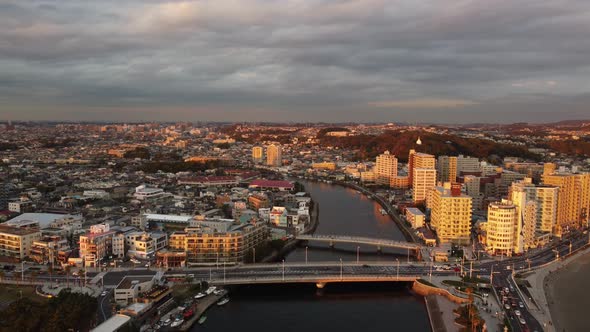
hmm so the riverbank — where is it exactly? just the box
[332,180,419,243]
[541,245,590,332]
[260,199,319,263]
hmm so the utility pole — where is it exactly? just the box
[305,246,308,264]
[396,258,399,280]
[340,258,343,281]
[429,258,433,283]
[407,248,410,264]
[357,246,360,264]
[282,259,285,282]
[469,261,473,279]
[223,261,226,284]
[253,248,256,264]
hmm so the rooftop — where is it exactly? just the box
[0,225,40,236]
[91,314,131,332]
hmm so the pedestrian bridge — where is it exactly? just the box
[295,234,421,251]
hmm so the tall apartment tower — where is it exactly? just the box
[414,168,437,204]
[543,172,590,233]
[266,144,282,167]
[408,150,435,187]
[510,178,558,234]
[375,151,398,186]
[252,146,264,164]
[430,182,472,244]
[437,156,457,183]
[486,200,519,256]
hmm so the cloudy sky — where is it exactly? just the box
[1,0,590,123]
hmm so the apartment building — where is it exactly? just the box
[413,168,436,204]
[374,151,397,186]
[266,144,282,167]
[169,220,268,264]
[0,225,41,261]
[543,171,590,233]
[437,156,457,183]
[485,200,518,256]
[430,183,472,245]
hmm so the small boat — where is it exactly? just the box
[217,298,230,306]
[194,292,206,299]
[205,286,216,295]
[198,316,207,324]
[170,319,184,328]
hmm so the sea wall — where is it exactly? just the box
[412,280,469,304]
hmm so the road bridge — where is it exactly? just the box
[295,234,421,258]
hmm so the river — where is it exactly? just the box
[194,180,431,332]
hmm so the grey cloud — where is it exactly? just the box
[1,0,590,123]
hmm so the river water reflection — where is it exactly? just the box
[196,180,430,332]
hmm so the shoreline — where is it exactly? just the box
[542,245,590,332]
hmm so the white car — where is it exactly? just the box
[519,317,526,325]
[514,310,521,316]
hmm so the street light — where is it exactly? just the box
[396,258,399,280]
[356,246,360,263]
[282,259,285,281]
[407,248,410,264]
[223,261,226,284]
[340,258,343,281]
[253,248,256,264]
[305,246,308,264]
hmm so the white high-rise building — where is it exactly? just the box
[486,199,518,256]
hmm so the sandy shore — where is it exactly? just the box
[544,249,590,332]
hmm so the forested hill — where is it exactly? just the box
[319,130,540,162]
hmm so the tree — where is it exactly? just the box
[64,265,71,289]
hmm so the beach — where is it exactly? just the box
[544,249,590,332]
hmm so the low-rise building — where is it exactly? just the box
[0,225,42,261]
[405,208,425,229]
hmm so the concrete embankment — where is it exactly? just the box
[178,293,224,331]
[414,280,465,332]
[412,280,469,304]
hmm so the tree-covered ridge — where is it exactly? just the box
[0,290,98,332]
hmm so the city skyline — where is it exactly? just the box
[2,1,590,123]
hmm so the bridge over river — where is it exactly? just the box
[295,234,422,258]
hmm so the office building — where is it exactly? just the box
[437,156,457,183]
[486,200,518,256]
[266,144,282,167]
[374,151,398,186]
[252,146,264,164]
[430,183,472,245]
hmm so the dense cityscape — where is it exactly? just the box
[0,120,588,331]
[3,1,590,331]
